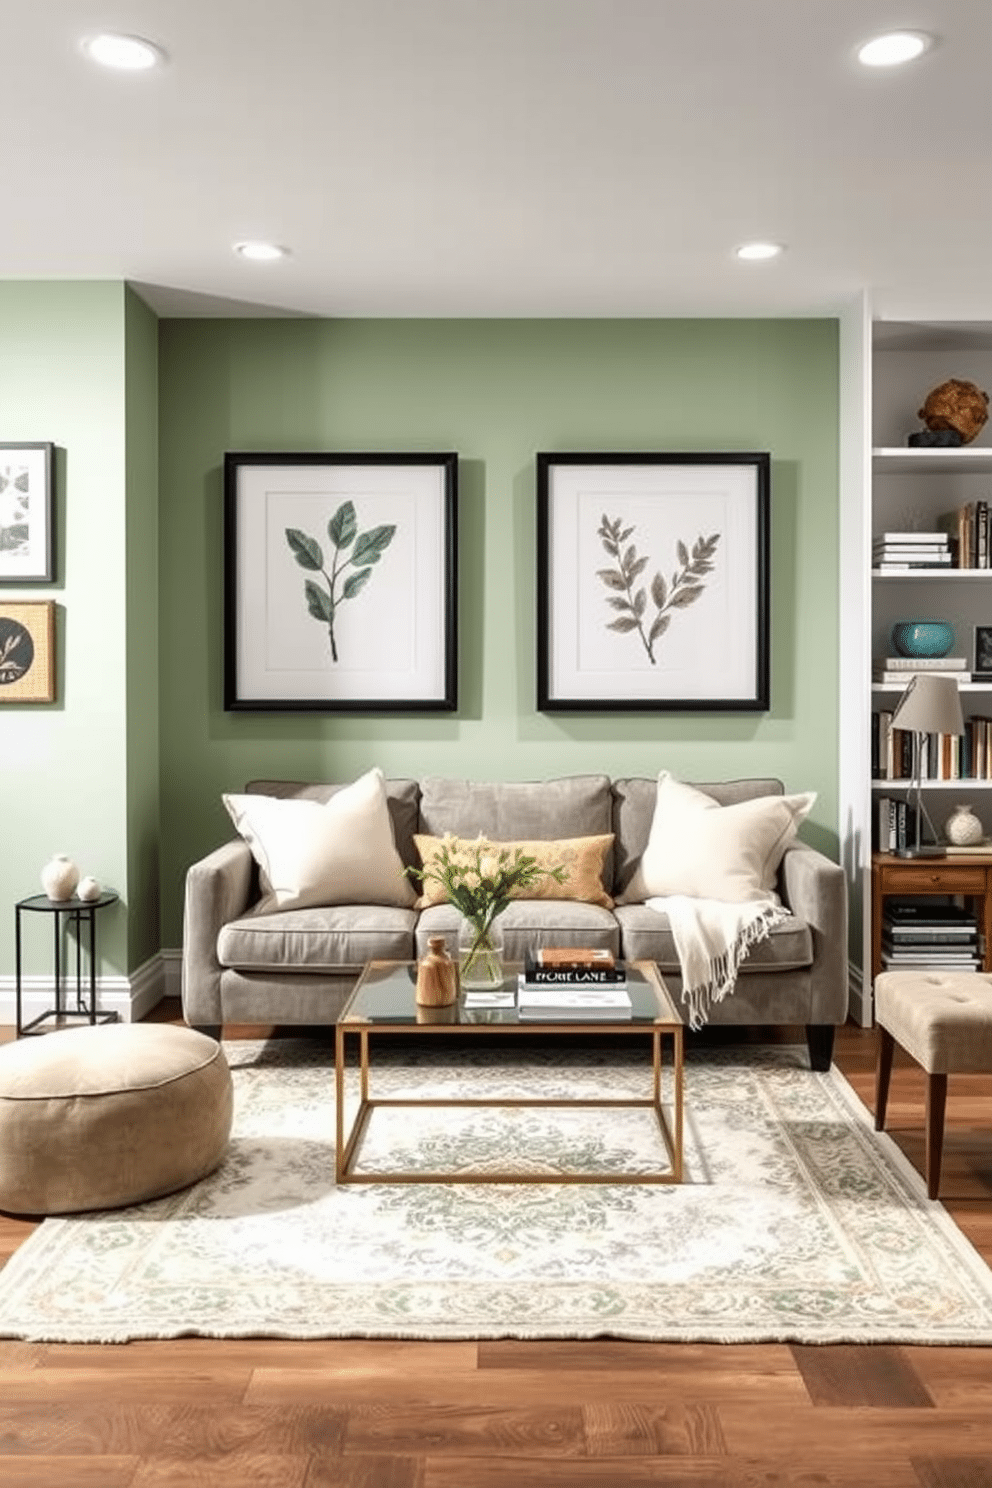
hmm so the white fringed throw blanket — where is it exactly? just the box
[646,894,788,1029]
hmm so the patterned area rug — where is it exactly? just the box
[1,1039,992,1344]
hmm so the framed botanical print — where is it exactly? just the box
[0,443,55,582]
[225,452,458,712]
[537,452,770,711]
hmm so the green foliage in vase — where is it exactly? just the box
[285,500,396,662]
[596,514,720,665]
[406,837,567,980]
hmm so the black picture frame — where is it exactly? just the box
[975,625,992,674]
[224,451,458,712]
[537,451,770,712]
[0,443,55,583]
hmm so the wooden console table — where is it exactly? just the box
[871,852,992,980]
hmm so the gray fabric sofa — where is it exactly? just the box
[182,773,848,1068]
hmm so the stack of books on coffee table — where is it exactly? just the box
[517,948,632,1020]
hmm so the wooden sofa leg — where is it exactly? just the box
[806,1024,834,1072]
[190,1024,222,1042]
[926,1072,948,1201]
[875,1027,894,1131]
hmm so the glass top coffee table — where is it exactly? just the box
[335,959,684,1186]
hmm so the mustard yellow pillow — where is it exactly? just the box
[412,834,614,909]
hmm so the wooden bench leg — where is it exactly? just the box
[875,1026,894,1131]
[926,1072,948,1201]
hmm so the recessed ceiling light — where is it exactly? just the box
[857,31,932,67]
[81,33,164,70]
[233,241,289,262]
[735,242,784,262]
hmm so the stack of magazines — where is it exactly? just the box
[517,948,632,1021]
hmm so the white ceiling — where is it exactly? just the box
[5,1,991,320]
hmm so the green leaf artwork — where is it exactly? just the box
[596,514,720,665]
[286,500,396,662]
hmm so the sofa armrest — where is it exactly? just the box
[779,842,849,1024]
[182,839,255,1028]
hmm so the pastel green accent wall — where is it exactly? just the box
[158,318,839,947]
[124,287,161,966]
[0,283,129,976]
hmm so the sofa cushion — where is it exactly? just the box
[247,776,421,872]
[411,833,614,909]
[612,776,787,898]
[218,905,417,971]
[419,776,614,884]
[614,903,813,973]
[416,901,619,962]
[224,767,415,913]
[618,773,815,904]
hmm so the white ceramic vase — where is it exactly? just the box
[40,854,80,902]
[945,804,984,846]
[77,876,102,902]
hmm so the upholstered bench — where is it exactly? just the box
[874,970,992,1200]
[0,1023,233,1215]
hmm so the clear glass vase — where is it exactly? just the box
[457,918,505,989]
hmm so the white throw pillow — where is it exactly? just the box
[223,767,415,912]
[625,771,816,904]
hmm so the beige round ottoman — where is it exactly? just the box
[0,1023,233,1215]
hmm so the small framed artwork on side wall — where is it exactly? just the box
[0,601,55,702]
[0,443,55,583]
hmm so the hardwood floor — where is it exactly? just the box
[1,1010,991,1488]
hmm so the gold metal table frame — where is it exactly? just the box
[334,960,684,1186]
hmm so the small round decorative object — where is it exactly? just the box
[891,620,955,658]
[76,875,102,902]
[918,379,989,445]
[945,804,984,847]
[40,854,80,902]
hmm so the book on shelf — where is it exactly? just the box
[874,656,968,671]
[875,532,951,544]
[942,840,992,854]
[882,954,981,970]
[873,671,970,685]
[885,901,976,924]
[874,561,953,570]
[883,922,977,942]
[938,501,992,568]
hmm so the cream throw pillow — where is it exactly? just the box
[223,767,415,912]
[624,772,816,904]
[412,834,614,909]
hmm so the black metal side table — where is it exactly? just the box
[14,891,121,1037]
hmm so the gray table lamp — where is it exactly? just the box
[890,672,965,858]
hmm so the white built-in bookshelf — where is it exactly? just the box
[839,306,992,1024]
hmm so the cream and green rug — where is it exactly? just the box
[1,1039,992,1344]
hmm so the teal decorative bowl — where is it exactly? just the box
[891,620,955,658]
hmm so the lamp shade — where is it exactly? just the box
[890,673,964,736]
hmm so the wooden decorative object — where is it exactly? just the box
[415,936,458,1006]
[918,379,990,444]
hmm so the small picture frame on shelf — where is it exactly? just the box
[975,625,992,676]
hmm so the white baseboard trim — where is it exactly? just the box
[0,951,175,1028]
[848,961,871,1028]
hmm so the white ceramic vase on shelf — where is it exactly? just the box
[40,854,80,902]
[944,804,984,847]
[77,876,102,902]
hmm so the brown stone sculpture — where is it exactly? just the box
[918,378,990,444]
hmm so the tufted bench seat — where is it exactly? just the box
[0,1023,233,1215]
[874,970,992,1199]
